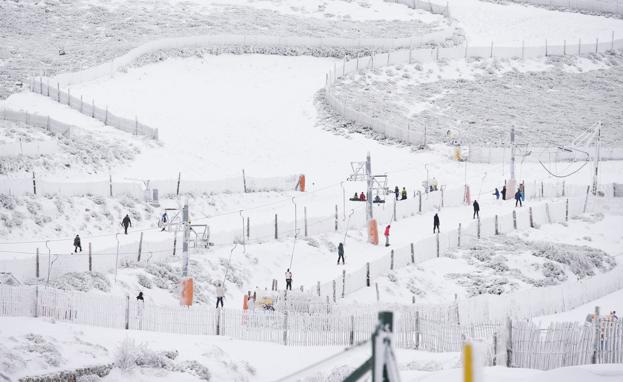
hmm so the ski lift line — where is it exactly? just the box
[274,339,371,382]
[538,159,590,178]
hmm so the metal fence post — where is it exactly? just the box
[477,216,481,239]
[137,232,143,262]
[274,214,278,239]
[350,315,355,345]
[390,250,394,270]
[332,280,337,302]
[317,281,321,296]
[418,191,422,213]
[436,232,440,257]
[457,223,461,247]
[529,207,534,228]
[335,205,339,231]
[304,207,308,237]
[283,311,289,345]
[342,270,346,298]
[88,242,92,271]
[124,296,130,330]
[415,311,420,350]
[565,199,569,222]
[36,248,40,278]
[366,262,371,287]
[512,210,517,230]
[410,243,415,263]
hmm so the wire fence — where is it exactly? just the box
[467,145,623,163]
[1,284,622,370]
[312,191,602,309]
[325,31,623,146]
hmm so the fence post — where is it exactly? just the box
[495,215,499,235]
[137,232,143,262]
[242,169,247,193]
[91,99,95,118]
[529,207,534,228]
[36,248,40,278]
[592,306,601,364]
[124,296,130,330]
[375,282,380,302]
[477,216,481,239]
[176,172,181,196]
[418,191,422,213]
[436,232,440,257]
[216,310,221,335]
[172,229,178,256]
[493,332,498,366]
[246,217,250,240]
[80,95,83,113]
[457,223,461,247]
[390,250,395,270]
[545,203,552,223]
[506,317,513,367]
[335,204,339,231]
[595,38,599,53]
[32,171,37,195]
[415,311,420,350]
[512,210,517,230]
[109,174,113,197]
[332,280,336,302]
[366,262,370,287]
[410,243,415,263]
[57,82,60,102]
[565,199,569,222]
[562,180,566,197]
[304,207,308,237]
[274,214,278,239]
[342,270,346,298]
[541,181,544,198]
[34,285,39,318]
[317,281,321,296]
[349,315,355,345]
[583,185,590,213]
[393,199,397,222]
[283,311,289,345]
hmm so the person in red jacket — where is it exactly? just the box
[359,192,366,201]
[384,224,391,247]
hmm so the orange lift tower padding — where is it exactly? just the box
[368,218,379,245]
[180,277,193,306]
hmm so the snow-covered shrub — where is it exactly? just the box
[177,360,211,381]
[304,237,320,248]
[387,271,398,283]
[77,375,102,382]
[0,194,16,210]
[542,262,567,283]
[48,272,111,292]
[137,274,152,289]
[115,339,140,371]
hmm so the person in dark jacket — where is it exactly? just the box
[401,187,407,200]
[473,200,480,219]
[501,185,507,200]
[433,213,440,233]
[515,189,523,207]
[122,214,132,234]
[136,291,144,301]
[73,234,82,253]
[493,188,500,200]
[384,225,391,247]
[337,242,345,265]
[394,186,400,200]
[285,269,293,290]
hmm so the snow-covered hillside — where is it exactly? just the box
[1,0,623,380]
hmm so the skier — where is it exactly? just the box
[473,200,480,219]
[373,194,383,204]
[359,192,366,201]
[433,213,440,233]
[401,187,407,200]
[136,291,144,301]
[337,242,345,265]
[501,185,507,200]
[121,214,132,234]
[515,189,523,207]
[493,188,500,200]
[519,182,525,202]
[394,186,399,200]
[161,212,168,232]
[285,269,293,290]
[384,225,391,247]
[216,282,224,308]
[73,234,82,253]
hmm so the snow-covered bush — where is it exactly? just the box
[47,272,111,292]
[137,274,153,289]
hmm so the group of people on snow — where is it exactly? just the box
[72,214,132,253]
[493,182,525,207]
[394,186,408,200]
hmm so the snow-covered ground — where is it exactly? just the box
[2,0,623,379]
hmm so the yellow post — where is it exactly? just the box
[463,342,473,382]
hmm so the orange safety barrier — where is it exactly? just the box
[180,277,193,306]
[243,294,249,311]
[368,218,379,245]
[297,174,306,192]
